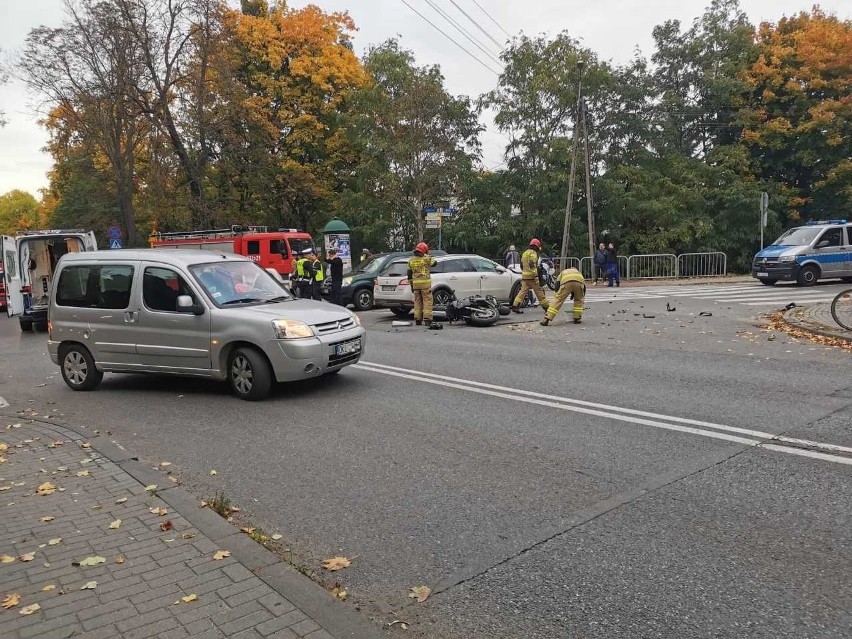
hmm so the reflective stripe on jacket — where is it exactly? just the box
[521,249,539,279]
[295,258,306,278]
[311,259,325,282]
[408,255,436,288]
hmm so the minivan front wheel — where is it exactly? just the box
[59,344,103,392]
[228,347,272,401]
[796,265,819,287]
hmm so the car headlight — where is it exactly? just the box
[351,313,361,327]
[272,319,315,339]
[342,276,353,286]
[778,255,795,262]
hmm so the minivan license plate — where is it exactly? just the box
[335,339,361,356]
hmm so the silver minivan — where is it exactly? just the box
[47,249,365,400]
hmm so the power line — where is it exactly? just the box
[422,0,502,65]
[448,0,504,49]
[469,0,511,39]
[399,0,501,75]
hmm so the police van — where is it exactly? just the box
[752,219,852,286]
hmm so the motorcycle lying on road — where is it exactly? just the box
[444,292,511,327]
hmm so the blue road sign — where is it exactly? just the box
[107,225,122,240]
[422,207,438,213]
[109,238,123,250]
[440,208,458,216]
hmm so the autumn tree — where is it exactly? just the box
[19,0,148,245]
[0,191,40,234]
[739,8,852,221]
[351,40,481,246]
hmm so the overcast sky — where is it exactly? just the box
[1,0,849,198]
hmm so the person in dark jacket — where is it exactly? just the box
[328,249,344,305]
[593,242,607,285]
[605,243,621,287]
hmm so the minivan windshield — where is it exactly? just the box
[190,261,291,306]
[772,227,821,246]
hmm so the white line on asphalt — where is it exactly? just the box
[354,362,852,465]
[741,298,837,306]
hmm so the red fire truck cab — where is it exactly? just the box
[149,226,315,277]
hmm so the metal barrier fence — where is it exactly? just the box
[552,257,581,272]
[676,252,727,278]
[627,253,677,279]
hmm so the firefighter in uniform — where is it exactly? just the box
[511,238,550,313]
[541,267,585,325]
[309,250,325,301]
[407,242,439,328]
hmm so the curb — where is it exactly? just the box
[0,411,385,639]
[782,307,852,344]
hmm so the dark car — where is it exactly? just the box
[322,250,447,311]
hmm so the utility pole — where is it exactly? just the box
[560,62,585,262]
[581,100,596,263]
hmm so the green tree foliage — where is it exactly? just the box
[0,191,39,234]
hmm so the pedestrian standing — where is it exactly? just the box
[593,242,607,286]
[407,242,439,328]
[328,249,344,306]
[606,243,621,287]
[361,248,372,264]
[541,267,585,325]
[511,239,550,313]
[504,245,520,268]
[309,250,325,300]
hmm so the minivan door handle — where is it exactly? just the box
[124,311,138,323]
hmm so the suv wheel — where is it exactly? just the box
[229,347,273,401]
[433,288,452,308]
[353,287,374,311]
[59,344,103,391]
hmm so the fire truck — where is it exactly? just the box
[148,226,315,277]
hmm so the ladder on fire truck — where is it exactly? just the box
[148,225,271,242]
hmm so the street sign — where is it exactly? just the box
[440,208,458,217]
[107,225,122,240]
[109,238,123,250]
[422,207,438,213]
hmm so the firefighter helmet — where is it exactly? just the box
[529,238,542,249]
[414,242,429,255]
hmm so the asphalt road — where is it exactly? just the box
[1,279,850,638]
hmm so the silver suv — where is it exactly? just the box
[47,250,365,400]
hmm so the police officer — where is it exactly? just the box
[309,250,325,301]
[296,250,313,298]
[407,242,439,328]
[293,252,308,298]
[540,267,585,326]
[511,238,550,313]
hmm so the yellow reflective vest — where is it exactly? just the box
[408,255,437,289]
[295,258,306,278]
[311,259,325,282]
[521,249,539,279]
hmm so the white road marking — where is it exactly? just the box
[355,362,852,466]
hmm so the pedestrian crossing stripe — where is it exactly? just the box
[583,282,848,307]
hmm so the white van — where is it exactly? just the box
[1,229,97,332]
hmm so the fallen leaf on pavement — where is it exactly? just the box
[80,581,97,590]
[199,501,208,509]
[271,534,283,541]
[0,555,15,563]
[0,486,10,491]
[42,585,56,591]
[321,556,351,571]
[47,538,61,546]
[180,594,198,603]
[115,556,125,564]
[39,516,55,522]
[209,470,217,476]
[2,593,21,609]
[115,497,127,504]
[159,520,173,532]
[80,442,91,449]
[79,556,106,567]
[150,507,168,516]
[19,603,41,615]
[388,620,410,630]
[144,484,157,493]
[408,586,431,603]
[108,519,122,530]
[180,532,195,540]
[0,443,7,452]
[19,553,35,562]
[239,526,255,535]
[331,586,348,601]
[75,470,90,477]
[213,550,230,560]
[159,462,171,467]
[36,482,56,496]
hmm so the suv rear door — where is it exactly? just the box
[2,236,23,317]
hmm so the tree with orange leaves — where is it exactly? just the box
[739,8,852,221]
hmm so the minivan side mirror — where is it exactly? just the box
[816,240,830,249]
[177,295,204,315]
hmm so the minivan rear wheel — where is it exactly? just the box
[228,347,272,401]
[59,344,103,392]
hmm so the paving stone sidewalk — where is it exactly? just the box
[783,302,852,343]
[0,418,382,639]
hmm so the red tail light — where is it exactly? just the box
[398,278,409,286]
[22,285,31,293]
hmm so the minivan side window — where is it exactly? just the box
[56,265,134,309]
[143,267,197,313]
[818,228,843,248]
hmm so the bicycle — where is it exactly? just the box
[830,287,852,331]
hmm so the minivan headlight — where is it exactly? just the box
[272,319,314,339]
[351,313,361,327]
[778,255,795,262]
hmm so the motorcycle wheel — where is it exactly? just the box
[546,276,557,291]
[498,305,511,316]
[466,307,500,327]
